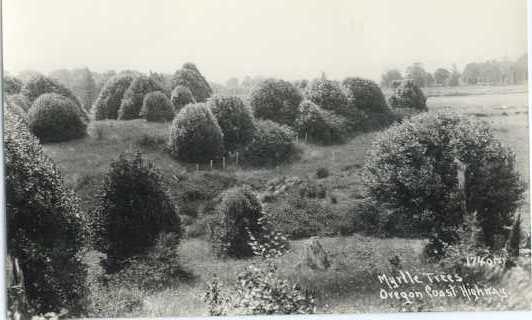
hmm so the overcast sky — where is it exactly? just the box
[2,0,528,83]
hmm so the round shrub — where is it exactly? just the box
[171,85,195,112]
[208,95,257,152]
[7,93,31,112]
[140,91,175,122]
[362,112,524,248]
[249,79,303,126]
[28,93,87,143]
[20,74,88,122]
[342,77,388,113]
[172,63,212,102]
[4,108,87,314]
[305,79,349,115]
[168,102,224,163]
[242,120,298,167]
[118,75,164,120]
[92,74,135,120]
[295,100,347,145]
[4,75,23,95]
[388,79,427,110]
[211,185,264,258]
[90,152,181,271]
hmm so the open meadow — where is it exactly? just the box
[35,85,530,316]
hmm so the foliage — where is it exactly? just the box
[295,100,347,145]
[241,120,299,167]
[172,63,212,102]
[89,152,181,271]
[210,185,265,258]
[388,79,427,110]
[50,68,98,111]
[7,94,31,112]
[170,85,195,112]
[4,109,87,314]
[342,77,389,114]
[247,217,290,259]
[405,62,431,87]
[4,75,23,95]
[203,263,315,316]
[305,78,349,115]
[92,74,135,120]
[208,95,257,152]
[28,93,87,143]
[315,167,330,179]
[249,79,303,126]
[20,74,88,122]
[380,69,403,88]
[118,75,164,120]
[139,91,175,122]
[507,214,522,258]
[168,102,224,163]
[362,112,524,248]
[433,68,451,86]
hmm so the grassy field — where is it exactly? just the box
[42,85,530,316]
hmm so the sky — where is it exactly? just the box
[2,0,528,83]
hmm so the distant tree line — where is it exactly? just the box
[380,53,527,88]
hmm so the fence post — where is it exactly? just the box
[236,152,239,167]
[210,160,213,170]
[196,164,199,171]
[222,157,226,170]
[305,132,308,144]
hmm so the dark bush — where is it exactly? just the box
[172,63,212,102]
[208,95,257,152]
[118,75,164,120]
[388,79,427,110]
[315,167,330,179]
[305,79,349,115]
[28,93,87,143]
[4,75,23,95]
[93,74,135,120]
[342,77,388,113]
[295,100,347,145]
[171,85,195,112]
[7,94,31,112]
[89,152,181,271]
[241,120,299,167]
[20,74,88,122]
[362,112,524,248]
[210,185,264,258]
[4,108,87,314]
[140,91,175,122]
[168,103,224,163]
[249,79,303,126]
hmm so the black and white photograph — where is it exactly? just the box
[1,0,531,318]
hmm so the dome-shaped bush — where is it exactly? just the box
[210,185,264,258]
[28,93,87,143]
[20,74,88,122]
[249,79,303,126]
[117,75,165,120]
[388,79,427,110]
[171,85,196,112]
[362,112,524,248]
[90,152,181,271]
[168,102,224,163]
[242,120,298,167]
[5,108,87,314]
[7,93,31,112]
[92,73,135,120]
[208,95,257,152]
[295,100,347,145]
[305,79,349,115]
[342,77,389,113]
[140,91,175,122]
[172,63,212,102]
[3,75,23,95]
